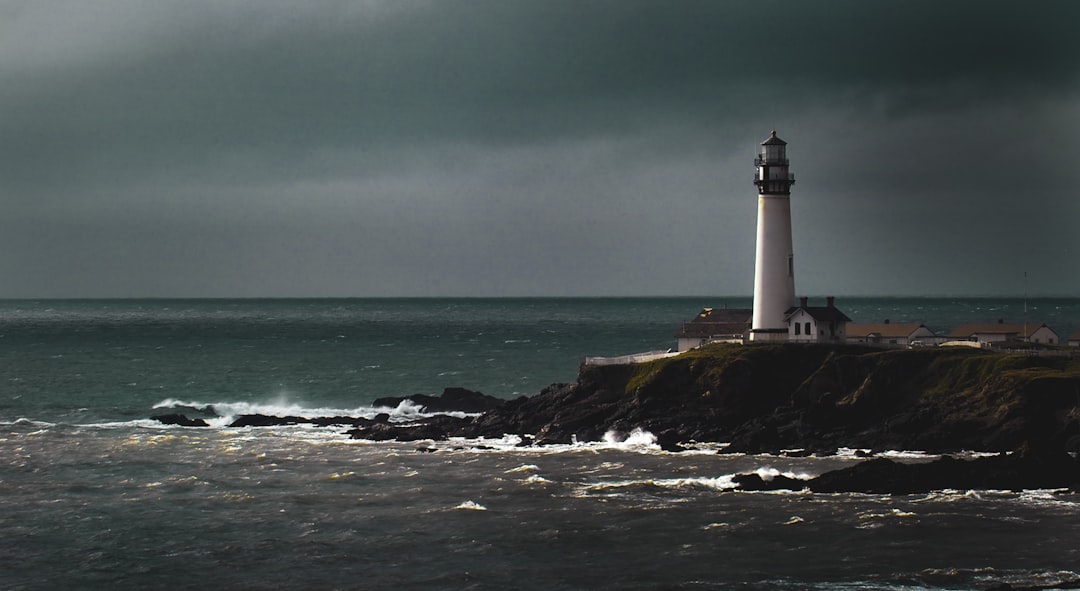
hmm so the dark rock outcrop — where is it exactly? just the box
[372,387,506,413]
[151,413,210,427]
[168,404,219,418]
[226,414,380,428]
[733,447,1080,494]
[718,346,1080,455]
[346,414,473,442]
[152,343,1080,494]
[152,413,380,428]
[434,345,1080,456]
[983,581,1080,591]
[229,414,310,428]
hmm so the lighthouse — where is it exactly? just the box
[750,130,796,342]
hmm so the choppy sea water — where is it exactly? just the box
[2,298,1079,590]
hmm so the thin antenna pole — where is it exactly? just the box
[1024,271,1028,341]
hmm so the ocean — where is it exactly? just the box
[2,297,1079,590]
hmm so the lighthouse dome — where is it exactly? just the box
[761,130,787,145]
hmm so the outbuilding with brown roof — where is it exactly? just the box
[675,307,752,351]
[846,321,936,348]
[946,321,1060,345]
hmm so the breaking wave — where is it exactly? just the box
[150,397,475,428]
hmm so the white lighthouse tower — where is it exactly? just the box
[750,130,796,342]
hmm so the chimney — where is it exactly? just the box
[998,318,1004,324]
[884,319,890,324]
[826,296,835,308]
[799,296,808,308]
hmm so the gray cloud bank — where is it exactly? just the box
[2,0,1077,297]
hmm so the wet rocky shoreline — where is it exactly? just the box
[153,343,1080,494]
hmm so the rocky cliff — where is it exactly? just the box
[458,343,1080,454]
[153,342,1080,456]
[154,343,1080,492]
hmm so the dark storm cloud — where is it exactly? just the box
[1,0,1077,296]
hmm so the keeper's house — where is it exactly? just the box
[1068,328,1080,347]
[846,320,937,348]
[946,321,1060,345]
[784,297,850,343]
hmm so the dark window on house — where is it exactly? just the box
[795,323,801,335]
[805,322,811,335]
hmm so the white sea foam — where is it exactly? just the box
[579,475,739,493]
[602,428,659,449]
[2,418,56,428]
[874,450,935,459]
[425,431,670,455]
[85,419,174,429]
[834,449,1001,461]
[1013,489,1079,509]
[674,441,731,454]
[151,396,476,428]
[522,474,552,484]
[923,567,1080,590]
[754,466,813,482]
[453,500,488,511]
[857,508,917,520]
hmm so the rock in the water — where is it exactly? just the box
[309,416,375,427]
[167,404,219,418]
[372,387,505,413]
[346,414,473,442]
[152,414,209,427]
[229,414,309,428]
[732,473,807,491]
[346,422,446,442]
[736,448,1080,494]
[982,580,1080,591]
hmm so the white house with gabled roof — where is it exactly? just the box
[784,296,850,343]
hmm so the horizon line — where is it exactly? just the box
[0,294,1077,301]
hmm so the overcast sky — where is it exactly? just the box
[2,0,1077,297]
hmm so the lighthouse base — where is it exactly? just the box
[749,328,789,343]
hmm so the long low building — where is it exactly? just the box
[946,321,1060,345]
[846,320,936,348]
[674,306,1066,351]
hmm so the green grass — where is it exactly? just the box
[620,343,1080,401]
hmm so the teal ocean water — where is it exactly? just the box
[2,297,1079,589]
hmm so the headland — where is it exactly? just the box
[155,343,1080,493]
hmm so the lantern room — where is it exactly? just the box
[759,130,788,164]
[754,130,794,195]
